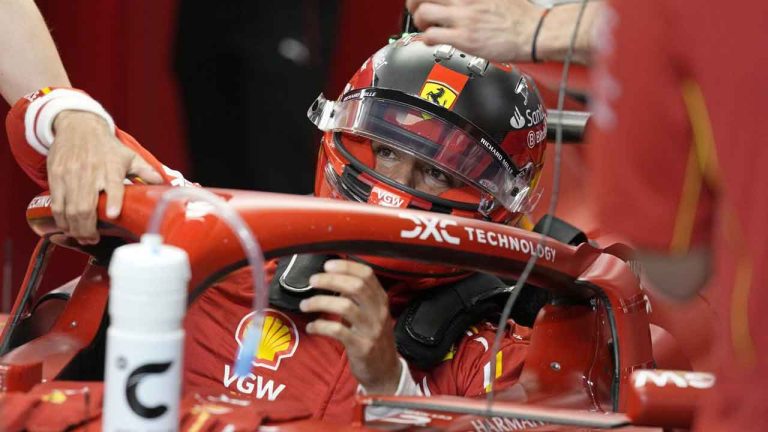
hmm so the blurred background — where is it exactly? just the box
[0,0,405,311]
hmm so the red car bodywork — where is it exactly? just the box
[0,187,711,430]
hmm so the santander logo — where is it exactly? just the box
[510,107,525,129]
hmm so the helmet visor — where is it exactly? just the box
[311,89,533,212]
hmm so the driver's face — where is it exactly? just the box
[372,141,463,195]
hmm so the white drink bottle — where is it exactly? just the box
[103,234,190,432]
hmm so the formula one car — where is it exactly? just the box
[0,184,715,431]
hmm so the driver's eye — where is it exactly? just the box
[424,167,450,184]
[374,145,399,161]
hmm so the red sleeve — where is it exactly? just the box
[5,87,185,189]
[416,321,529,397]
[586,0,713,252]
[6,91,48,188]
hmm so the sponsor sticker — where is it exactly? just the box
[527,126,546,148]
[420,82,458,109]
[27,195,52,209]
[525,104,546,127]
[399,213,461,245]
[222,365,286,400]
[479,137,514,174]
[372,409,454,426]
[470,417,547,431]
[24,87,52,102]
[41,389,69,404]
[126,362,173,418]
[235,309,299,371]
[369,185,410,208]
[162,165,193,187]
[40,387,91,405]
[419,63,469,110]
[511,104,547,130]
[479,179,499,193]
[372,45,391,70]
[464,227,557,262]
[529,125,547,148]
[185,201,216,219]
[510,107,526,129]
[633,371,715,389]
[398,214,557,263]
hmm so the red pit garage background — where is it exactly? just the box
[0,0,404,310]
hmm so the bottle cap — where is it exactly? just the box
[108,234,190,331]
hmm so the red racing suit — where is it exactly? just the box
[6,89,530,423]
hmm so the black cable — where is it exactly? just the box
[402,8,417,34]
[531,8,552,63]
[485,0,591,408]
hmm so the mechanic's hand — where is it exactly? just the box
[407,0,541,62]
[48,110,163,245]
[300,259,401,394]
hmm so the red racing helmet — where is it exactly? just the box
[308,35,547,279]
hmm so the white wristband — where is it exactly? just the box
[357,357,421,397]
[24,88,116,155]
[393,356,422,397]
[358,357,423,422]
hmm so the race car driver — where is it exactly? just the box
[7,36,547,423]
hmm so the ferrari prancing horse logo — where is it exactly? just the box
[419,63,469,110]
[420,82,459,109]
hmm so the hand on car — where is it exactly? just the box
[300,259,402,394]
[407,0,540,62]
[48,110,163,245]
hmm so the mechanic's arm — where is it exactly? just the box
[0,0,163,244]
[46,108,163,244]
[407,0,601,64]
[300,260,420,396]
[0,0,69,103]
[6,90,173,243]
[536,2,602,65]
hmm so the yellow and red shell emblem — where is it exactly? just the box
[234,309,299,371]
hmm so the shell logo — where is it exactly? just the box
[234,309,299,371]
